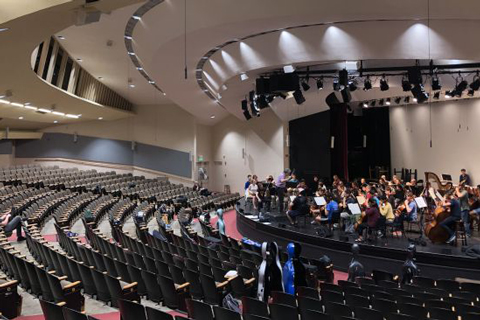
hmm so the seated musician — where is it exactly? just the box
[286,188,309,225]
[459,168,472,186]
[440,192,462,244]
[332,175,342,188]
[355,198,381,242]
[324,194,339,225]
[406,179,419,196]
[340,191,358,233]
[469,184,480,218]
[394,192,417,236]
[379,195,395,224]
[247,175,261,211]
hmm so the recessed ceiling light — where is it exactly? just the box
[11,102,24,107]
[132,15,141,20]
[76,58,83,62]
[129,84,135,88]
[240,73,249,81]
[98,117,103,120]
[0,28,9,32]
[124,35,133,40]
[162,92,166,96]
[57,35,65,40]
[210,115,215,119]
[283,65,295,73]
[128,52,135,56]
[53,120,58,123]
[413,97,418,102]
[18,116,23,120]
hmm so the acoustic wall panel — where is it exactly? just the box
[0,140,13,154]
[15,133,191,178]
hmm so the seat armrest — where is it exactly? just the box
[56,302,67,307]
[63,281,81,290]
[175,282,190,291]
[245,277,256,285]
[57,276,68,281]
[216,280,229,289]
[0,280,18,288]
[122,282,138,291]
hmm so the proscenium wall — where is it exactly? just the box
[390,98,480,184]
[210,110,285,194]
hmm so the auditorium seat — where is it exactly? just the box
[324,301,353,318]
[302,310,332,320]
[269,303,298,320]
[354,307,383,320]
[103,273,139,307]
[241,296,269,318]
[118,299,147,320]
[186,299,214,320]
[145,306,174,320]
[297,296,324,318]
[39,299,66,320]
[62,307,89,320]
[271,290,297,307]
[213,305,242,320]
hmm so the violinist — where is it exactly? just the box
[355,198,381,242]
[439,192,462,244]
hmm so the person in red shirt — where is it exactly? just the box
[355,198,381,242]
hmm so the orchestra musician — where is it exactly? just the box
[439,192,462,244]
[456,184,471,238]
[459,169,472,186]
[275,168,291,213]
[394,193,418,236]
[286,188,309,225]
[247,175,261,211]
[355,198,381,242]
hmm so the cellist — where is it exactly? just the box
[439,192,462,244]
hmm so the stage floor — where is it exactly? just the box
[237,200,480,280]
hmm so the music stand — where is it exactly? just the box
[442,174,452,181]
[409,196,428,246]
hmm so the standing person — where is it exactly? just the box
[276,169,291,213]
[440,192,462,244]
[456,185,471,238]
[459,169,472,186]
[244,175,252,196]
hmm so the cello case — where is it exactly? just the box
[347,244,365,282]
[269,242,285,293]
[401,243,420,284]
[283,243,295,295]
[256,242,269,302]
[293,242,307,288]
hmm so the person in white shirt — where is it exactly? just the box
[247,175,261,211]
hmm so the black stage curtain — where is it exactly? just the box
[330,104,349,181]
[289,111,331,184]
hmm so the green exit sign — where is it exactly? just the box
[197,155,204,162]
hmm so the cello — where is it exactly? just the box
[424,191,451,243]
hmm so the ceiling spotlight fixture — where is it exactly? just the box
[404,96,410,103]
[333,79,344,91]
[242,99,251,120]
[385,98,391,105]
[363,77,372,91]
[380,75,389,91]
[394,97,401,104]
[240,73,249,81]
[445,91,452,98]
[433,91,441,99]
[362,101,368,108]
[127,52,135,56]
[412,97,418,102]
[293,89,306,105]
[129,84,135,88]
[370,100,376,107]
[283,65,295,73]
[301,79,310,92]
[412,84,429,103]
[469,72,480,91]
[132,15,141,20]
[54,121,58,124]
[379,99,385,106]
[454,77,468,97]
[402,77,412,91]
[431,76,442,91]
[316,77,324,90]
[18,116,23,120]
[57,35,65,40]
[210,115,216,119]
[468,89,475,97]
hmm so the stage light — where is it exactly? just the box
[240,73,249,81]
[283,65,295,73]
[433,91,440,99]
[380,76,389,91]
[470,74,480,91]
[379,99,384,106]
[445,91,452,98]
[432,76,442,91]
[370,100,376,107]
[242,99,248,111]
[348,80,358,92]
[468,89,475,97]
[363,77,372,91]
[316,78,324,90]
[301,79,310,91]
[404,96,410,103]
[293,89,306,105]
[385,98,391,105]
[333,79,344,91]
[257,95,269,109]
[412,84,429,103]
[362,101,368,108]
[402,77,412,91]
[395,97,402,104]
[455,79,468,96]
[250,99,260,117]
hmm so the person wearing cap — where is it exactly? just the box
[286,188,308,225]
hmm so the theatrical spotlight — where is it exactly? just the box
[257,95,269,109]
[348,79,358,92]
[333,78,344,91]
[293,89,306,105]
[402,77,412,91]
[469,73,480,91]
[454,79,468,97]
[362,101,368,108]
[445,91,452,98]
[380,76,389,91]
[242,99,252,120]
[468,89,475,97]
[379,99,384,106]
[433,91,440,99]
[363,77,372,91]
[412,84,429,103]
[301,79,311,91]
[386,98,391,105]
[316,78,324,90]
[432,76,442,91]
[395,97,402,104]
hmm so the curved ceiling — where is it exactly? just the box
[4,0,480,127]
